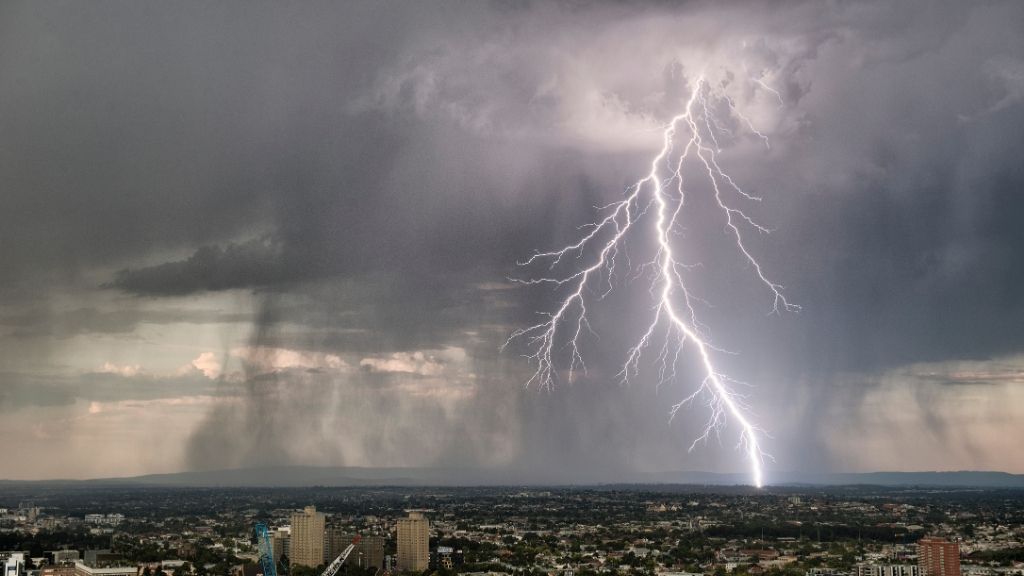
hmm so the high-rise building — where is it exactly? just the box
[272,527,291,564]
[291,506,326,568]
[918,538,960,576]
[396,512,430,572]
[357,535,385,571]
[323,524,350,565]
[322,528,385,571]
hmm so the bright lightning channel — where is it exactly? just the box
[506,76,798,488]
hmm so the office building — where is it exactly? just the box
[918,538,961,576]
[290,506,326,568]
[397,512,430,572]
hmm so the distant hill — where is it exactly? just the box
[772,471,1024,488]
[3,466,1023,488]
[645,470,1024,488]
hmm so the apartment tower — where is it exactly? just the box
[396,512,429,572]
[290,506,326,568]
[918,537,961,576]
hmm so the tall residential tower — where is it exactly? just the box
[290,506,326,568]
[918,537,960,576]
[396,512,429,572]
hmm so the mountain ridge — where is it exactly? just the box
[2,466,1022,488]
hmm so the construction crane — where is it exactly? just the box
[321,536,361,576]
[254,522,278,576]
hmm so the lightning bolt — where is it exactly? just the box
[506,75,798,488]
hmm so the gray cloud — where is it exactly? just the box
[2,0,1024,479]
[0,369,225,414]
[108,237,289,296]
[0,306,252,339]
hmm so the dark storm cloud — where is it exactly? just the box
[776,42,1024,372]
[0,0,453,296]
[109,237,289,296]
[0,306,252,338]
[3,0,1024,478]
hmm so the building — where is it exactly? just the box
[805,570,846,576]
[433,547,454,571]
[271,527,290,564]
[918,538,961,576]
[323,529,384,571]
[52,551,81,564]
[72,562,136,576]
[356,536,385,571]
[290,507,326,568]
[323,525,350,565]
[3,553,25,576]
[83,551,124,569]
[40,566,77,576]
[396,512,430,572]
[856,565,921,576]
[83,514,122,526]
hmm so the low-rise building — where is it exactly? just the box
[857,565,921,576]
[3,553,25,576]
[73,562,137,576]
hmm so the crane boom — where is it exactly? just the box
[321,536,361,576]
[255,522,278,576]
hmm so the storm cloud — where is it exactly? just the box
[2,0,1023,480]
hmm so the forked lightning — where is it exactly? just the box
[507,75,797,488]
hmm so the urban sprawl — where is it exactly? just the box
[1,486,1021,576]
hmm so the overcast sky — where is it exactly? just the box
[2,0,1023,481]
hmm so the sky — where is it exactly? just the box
[2,0,1024,481]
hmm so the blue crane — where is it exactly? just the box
[255,522,278,576]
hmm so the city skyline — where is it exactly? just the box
[3,485,1016,576]
[2,1,1024,480]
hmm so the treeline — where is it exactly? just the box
[0,530,110,557]
[967,548,1024,566]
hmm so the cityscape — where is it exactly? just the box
[2,7,1023,576]
[2,486,1023,576]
